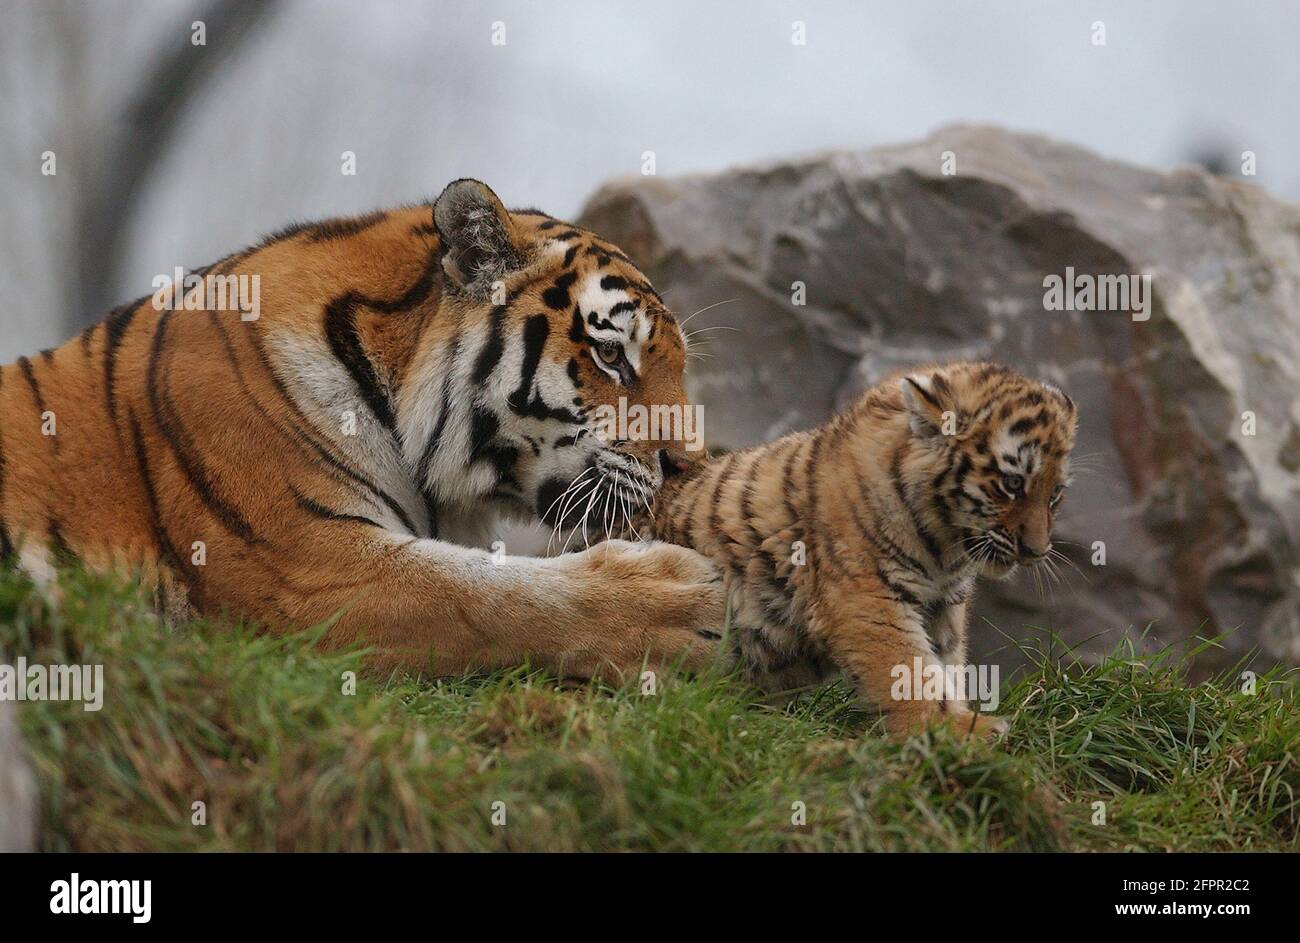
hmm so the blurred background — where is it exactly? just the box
[2,0,1298,672]
[3,0,1298,356]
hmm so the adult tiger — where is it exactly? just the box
[0,180,725,678]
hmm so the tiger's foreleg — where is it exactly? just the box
[271,532,727,682]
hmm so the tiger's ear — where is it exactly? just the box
[433,179,524,298]
[899,372,959,439]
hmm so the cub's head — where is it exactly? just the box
[428,179,694,542]
[897,361,1078,578]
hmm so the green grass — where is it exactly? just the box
[1,568,1295,852]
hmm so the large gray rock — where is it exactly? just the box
[580,125,1300,673]
[0,699,37,851]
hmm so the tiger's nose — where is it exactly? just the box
[658,447,691,480]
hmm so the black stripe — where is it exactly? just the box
[321,253,441,435]
[18,355,59,454]
[242,319,420,536]
[207,311,419,536]
[127,408,196,602]
[542,271,577,311]
[906,377,943,410]
[672,474,703,548]
[857,502,928,578]
[936,453,970,533]
[707,452,740,551]
[47,519,79,567]
[929,372,954,399]
[420,488,440,539]
[468,407,519,485]
[17,356,46,416]
[874,560,921,608]
[415,329,463,489]
[103,295,144,426]
[803,429,837,576]
[290,485,383,529]
[472,304,509,384]
[1009,409,1050,436]
[779,437,804,524]
[508,314,549,412]
[304,210,388,243]
[891,442,944,566]
[737,450,765,551]
[324,293,398,432]
[147,310,258,543]
[468,408,500,462]
[505,314,581,425]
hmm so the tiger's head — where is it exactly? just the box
[424,179,694,543]
[896,362,1078,579]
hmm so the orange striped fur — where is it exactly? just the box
[645,361,1078,739]
[0,180,724,679]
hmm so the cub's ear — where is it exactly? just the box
[432,179,524,298]
[898,372,959,439]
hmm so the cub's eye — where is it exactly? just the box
[1050,484,1066,508]
[596,340,622,366]
[1002,473,1025,496]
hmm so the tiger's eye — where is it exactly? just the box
[597,341,621,365]
[1003,473,1025,495]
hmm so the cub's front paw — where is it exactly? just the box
[885,702,1008,743]
[950,710,1008,742]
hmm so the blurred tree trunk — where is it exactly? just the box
[74,0,279,328]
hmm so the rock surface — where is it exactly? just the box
[0,699,37,851]
[579,125,1300,672]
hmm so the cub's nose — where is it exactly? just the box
[1017,535,1050,561]
[1016,520,1051,560]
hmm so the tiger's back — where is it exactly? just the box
[0,181,729,680]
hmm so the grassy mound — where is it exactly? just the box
[2,569,1295,851]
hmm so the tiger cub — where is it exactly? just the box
[645,361,1077,739]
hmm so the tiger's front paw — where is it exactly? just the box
[567,540,729,675]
